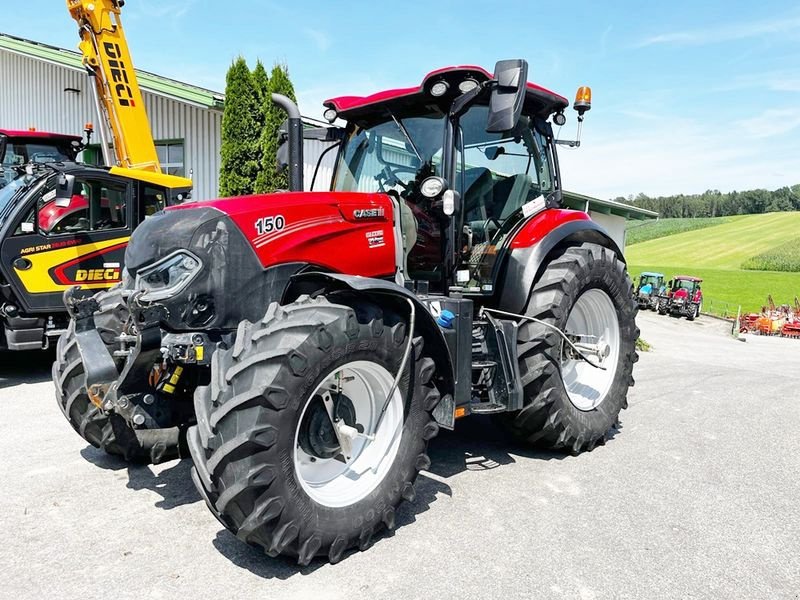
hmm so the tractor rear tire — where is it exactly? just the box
[188,295,441,565]
[53,320,160,463]
[504,243,638,453]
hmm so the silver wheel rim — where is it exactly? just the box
[293,360,403,508]
[560,289,620,411]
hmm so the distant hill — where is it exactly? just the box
[626,213,800,314]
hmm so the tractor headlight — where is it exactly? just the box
[135,250,203,301]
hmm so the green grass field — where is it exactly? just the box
[625,216,739,245]
[627,212,800,314]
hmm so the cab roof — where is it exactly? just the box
[674,275,702,282]
[0,129,81,142]
[324,65,569,118]
[641,272,664,277]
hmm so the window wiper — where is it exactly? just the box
[388,110,422,162]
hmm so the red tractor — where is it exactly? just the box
[54,61,639,564]
[657,275,703,320]
[0,128,82,166]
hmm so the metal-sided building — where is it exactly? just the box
[0,33,224,200]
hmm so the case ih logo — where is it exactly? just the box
[103,42,135,107]
[353,208,385,219]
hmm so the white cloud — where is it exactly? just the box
[737,108,800,138]
[637,14,800,47]
[718,71,800,93]
[303,28,331,52]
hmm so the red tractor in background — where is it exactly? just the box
[0,129,82,168]
[55,60,639,564]
[657,275,703,320]
[1,128,85,192]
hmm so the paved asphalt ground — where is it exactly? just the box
[1,311,798,599]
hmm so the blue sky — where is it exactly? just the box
[7,0,800,198]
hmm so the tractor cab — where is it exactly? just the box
[635,271,664,310]
[0,129,81,165]
[322,63,575,295]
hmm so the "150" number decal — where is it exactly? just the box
[255,215,286,236]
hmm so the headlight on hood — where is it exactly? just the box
[135,250,203,301]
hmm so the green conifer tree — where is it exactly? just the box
[219,57,261,197]
[257,62,298,192]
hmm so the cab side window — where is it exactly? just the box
[140,185,166,221]
[38,178,128,235]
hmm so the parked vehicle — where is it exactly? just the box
[0,1,192,351]
[1,128,81,170]
[55,59,639,564]
[634,271,664,310]
[658,276,702,320]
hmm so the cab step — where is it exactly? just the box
[469,402,506,415]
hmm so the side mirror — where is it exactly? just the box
[486,59,528,133]
[484,146,505,160]
[55,173,75,200]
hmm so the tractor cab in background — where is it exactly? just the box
[635,271,665,310]
[0,129,83,188]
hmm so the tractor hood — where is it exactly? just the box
[123,191,398,331]
[164,191,398,276]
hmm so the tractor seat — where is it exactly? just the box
[462,168,494,222]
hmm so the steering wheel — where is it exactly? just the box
[376,165,417,191]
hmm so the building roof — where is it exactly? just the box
[562,190,659,221]
[0,32,224,110]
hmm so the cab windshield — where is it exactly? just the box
[640,275,661,286]
[333,108,447,194]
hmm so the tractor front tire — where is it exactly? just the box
[53,320,160,463]
[505,243,638,453]
[188,295,441,565]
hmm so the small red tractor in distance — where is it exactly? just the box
[54,61,639,564]
[657,275,703,320]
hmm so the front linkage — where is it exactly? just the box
[59,285,210,463]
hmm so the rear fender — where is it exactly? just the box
[284,272,457,428]
[498,211,624,314]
